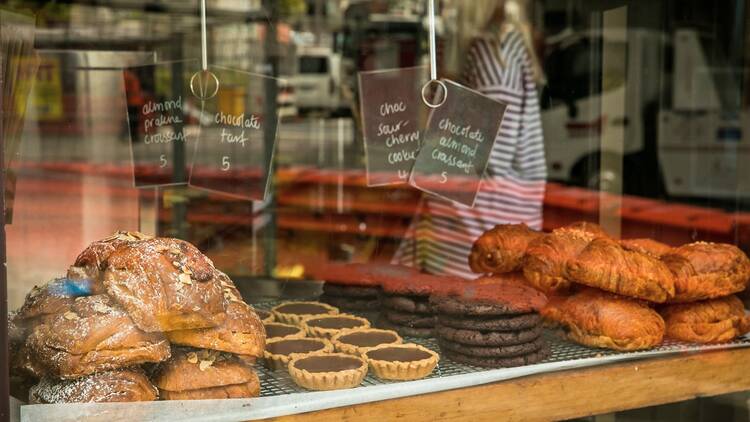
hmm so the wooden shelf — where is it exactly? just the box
[269,347,750,422]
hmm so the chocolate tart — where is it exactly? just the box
[264,322,305,340]
[364,343,439,381]
[256,309,274,323]
[271,301,339,326]
[288,352,368,391]
[332,328,403,355]
[301,314,371,339]
[263,337,333,370]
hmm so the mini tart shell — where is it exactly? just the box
[263,337,333,370]
[263,322,306,340]
[301,314,371,339]
[271,301,339,326]
[332,328,403,355]
[261,314,275,324]
[288,352,368,391]
[253,308,275,324]
[364,343,439,381]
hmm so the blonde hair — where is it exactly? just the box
[459,0,545,84]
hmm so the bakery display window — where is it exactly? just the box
[3,1,750,421]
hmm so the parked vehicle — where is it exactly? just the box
[541,27,747,200]
[291,47,344,114]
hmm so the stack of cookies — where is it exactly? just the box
[314,263,383,314]
[378,270,456,338]
[430,274,550,368]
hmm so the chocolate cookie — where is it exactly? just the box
[322,284,380,298]
[437,313,541,332]
[430,295,531,317]
[443,347,549,368]
[320,295,380,311]
[438,337,545,358]
[436,325,542,346]
[381,272,463,297]
[381,295,433,314]
[384,310,436,328]
[377,317,434,338]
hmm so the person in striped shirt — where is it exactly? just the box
[393,0,547,278]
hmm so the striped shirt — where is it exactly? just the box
[393,30,547,278]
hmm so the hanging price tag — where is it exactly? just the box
[124,60,198,188]
[409,80,507,207]
[358,66,427,186]
[189,66,279,200]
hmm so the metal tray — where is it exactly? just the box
[19,299,750,422]
[254,300,750,397]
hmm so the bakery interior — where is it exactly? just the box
[3,0,750,421]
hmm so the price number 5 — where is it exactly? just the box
[159,154,167,168]
[221,156,230,171]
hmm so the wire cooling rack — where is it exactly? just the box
[253,300,750,397]
[18,301,750,422]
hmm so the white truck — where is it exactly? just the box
[291,47,345,114]
[541,28,747,200]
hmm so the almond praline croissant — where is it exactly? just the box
[468,223,543,274]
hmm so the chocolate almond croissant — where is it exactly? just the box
[661,242,750,303]
[560,221,610,238]
[566,238,675,303]
[522,228,599,293]
[620,238,672,258]
[468,224,543,274]
[660,295,750,344]
[541,289,665,351]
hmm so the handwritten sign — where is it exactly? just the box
[124,62,194,187]
[358,66,427,186]
[189,66,279,200]
[410,80,507,207]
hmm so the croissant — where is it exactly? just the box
[25,295,170,379]
[661,242,750,303]
[541,288,665,351]
[558,221,610,239]
[566,238,675,303]
[620,238,672,258]
[660,295,750,343]
[468,224,543,274]
[522,228,598,293]
[29,369,157,403]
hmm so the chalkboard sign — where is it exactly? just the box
[189,66,279,201]
[409,80,507,207]
[358,66,428,186]
[124,61,196,188]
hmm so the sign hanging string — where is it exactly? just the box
[421,0,447,108]
[200,0,208,71]
[190,0,219,100]
[428,0,437,81]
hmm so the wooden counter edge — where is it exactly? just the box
[267,347,750,422]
